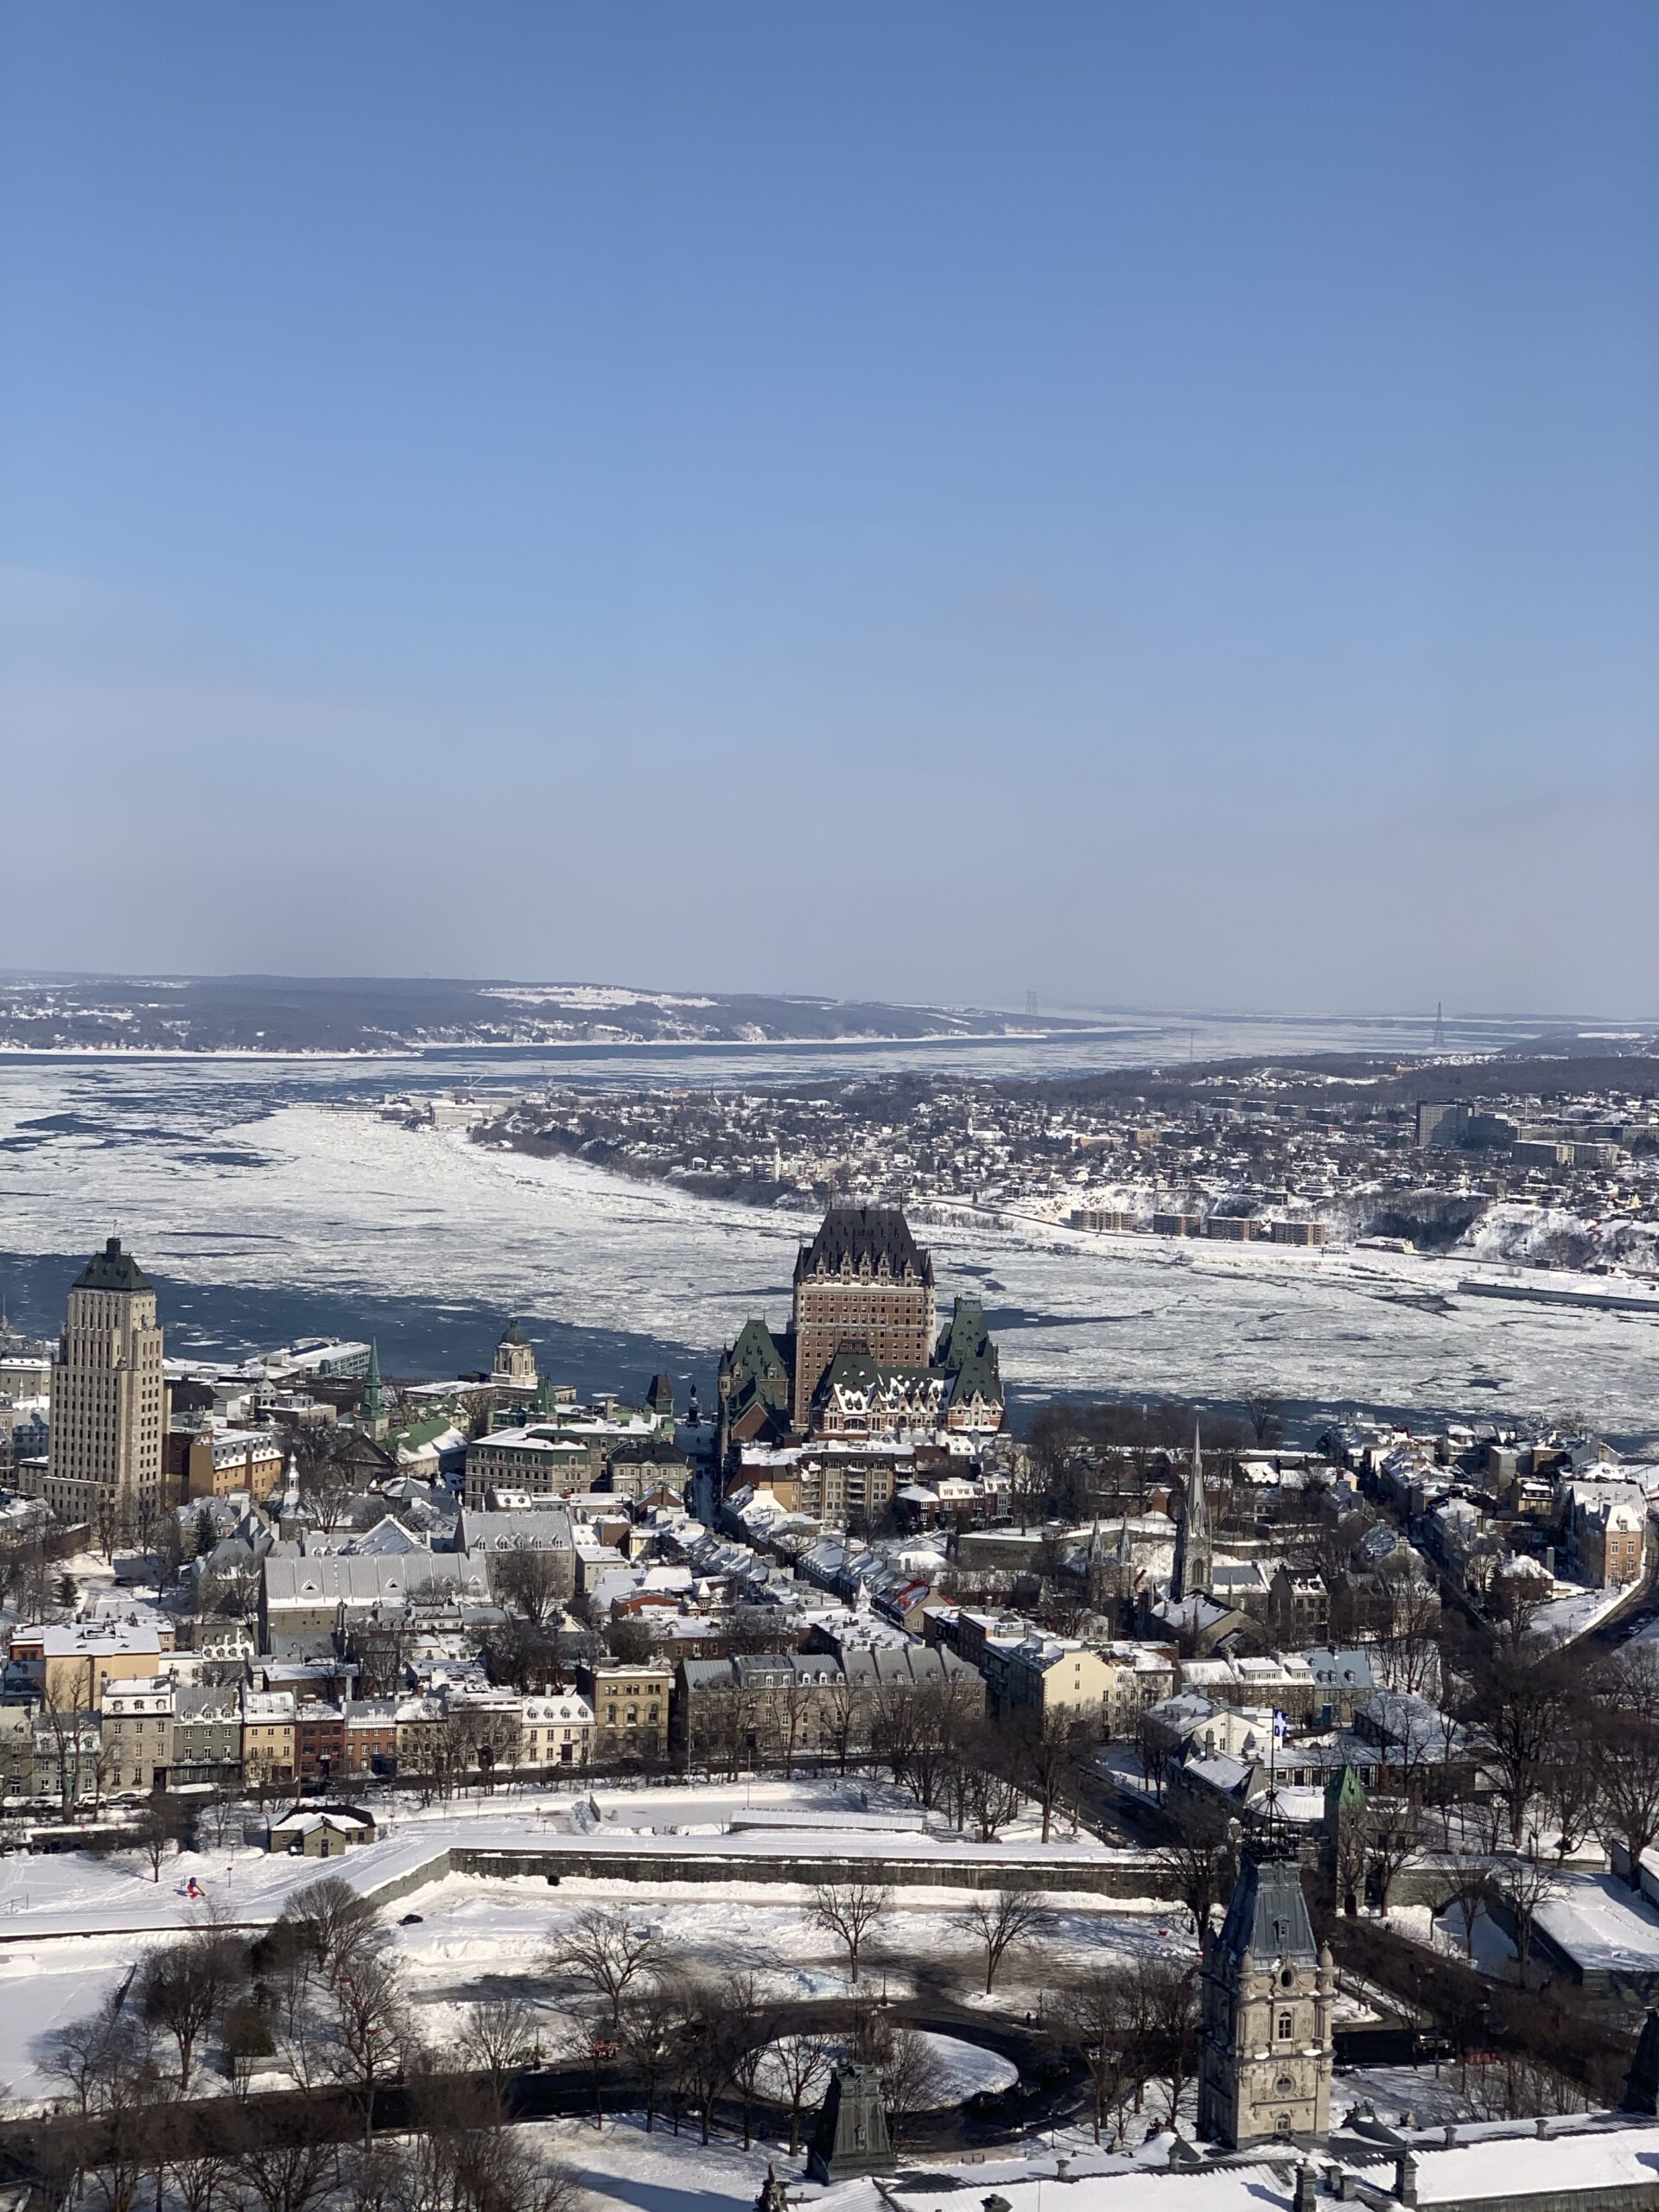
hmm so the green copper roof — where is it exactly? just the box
[363,1338,385,1419]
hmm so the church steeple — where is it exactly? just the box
[361,1340,388,1439]
[1173,1421,1212,1601]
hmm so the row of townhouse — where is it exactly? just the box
[29,1676,607,1799]
[672,1643,985,1769]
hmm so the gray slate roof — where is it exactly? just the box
[1216,1851,1319,1967]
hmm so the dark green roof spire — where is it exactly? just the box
[363,1338,385,1421]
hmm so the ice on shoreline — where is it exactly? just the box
[2,1052,1656,1430]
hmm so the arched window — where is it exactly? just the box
[1277,2011,1294,2040]
[1275,2113,1293,2138]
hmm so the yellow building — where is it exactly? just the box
[241,1689,296,1785]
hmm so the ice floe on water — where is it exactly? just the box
[2,1052,1656,1433]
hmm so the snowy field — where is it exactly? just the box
[3,1052,1656,1427]
[0,1858,1187,2110]
[0,1778,1192,2112]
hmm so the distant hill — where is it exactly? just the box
[0,974,1084,1055]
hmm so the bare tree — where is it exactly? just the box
[866,2019,948,2152]
[463,1996,541,2113]
[964,1890,1049,1996]
[1465,1643,1575,1848]
[138,1924,245,2089]
[225,2131,340,2212]
[40,1994,146,2119]
[291,1429,364,1534]
[549,1906,664,2027]
[1433,1843,1491,1961]
[1496,1848,1555,1976]
[1010,1713,1090,1843]
[396,2072,585,2212]
[327,1951,418,2152]
[492,1548,564,1628]
[615,1980,682,2134]
[1588,1658,1659,1884]
[809,1880,891,1986]
[136,1797,188,1883]
[167,2130,228,2212]
[278,1875,380,1984]
[721,1971,779,2152]
[1135,1955,1199,2123]
[40,2001,163,2212]
[769,2031,831,2157]
[1363,1801,1422,1915]
[1050,1973,1136,2145]
[963,1751,1024,1844]
[671,1979,739,2145]
[1154,1794,1234,1936]
[1242,1387,1286,1447]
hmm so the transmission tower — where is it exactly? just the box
[1432,1001,1446,1052]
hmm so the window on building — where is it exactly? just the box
[1277,2012,1293,2040]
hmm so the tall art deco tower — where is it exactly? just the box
[37,1238,165,1530]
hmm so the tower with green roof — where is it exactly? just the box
[361,1339,388,1439]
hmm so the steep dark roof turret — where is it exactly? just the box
[795,1206,932,1285]
[73,1237,152,1294]
[934,1294,990,1370]
[1216,1851,1318,1968]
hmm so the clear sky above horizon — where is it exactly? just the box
[3,3,1655,1018]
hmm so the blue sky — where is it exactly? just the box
[3,3,1655,1015]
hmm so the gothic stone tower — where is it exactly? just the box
[1198,1850,1335,2148]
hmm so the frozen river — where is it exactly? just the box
[2,1027,1654,1440]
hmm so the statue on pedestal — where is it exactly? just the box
[806,2060,893,2181]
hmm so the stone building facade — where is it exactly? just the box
[34,1239,165,1529]
[1198,1850,1336,2148]
[492,1320,537,1389]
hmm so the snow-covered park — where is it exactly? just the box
[0,1779,1194,2114]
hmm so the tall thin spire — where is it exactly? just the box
[362,1339,385,1423]
[1173,1420,1212,1602]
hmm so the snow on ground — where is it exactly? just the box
[1529,1581,1630,1644]
[0,1779,1195,2107]
[753,2032,1016,2108]
[1533,1872,1659,1974]
[0,1779,1155,1946]
[0,1941,139,2107]
[388,1869,1195,2023]
[3,1053,1657,1425]
[1431,1903,1520,1976]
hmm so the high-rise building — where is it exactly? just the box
[33,1239,165,1530]
[789,1206,935,1428]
